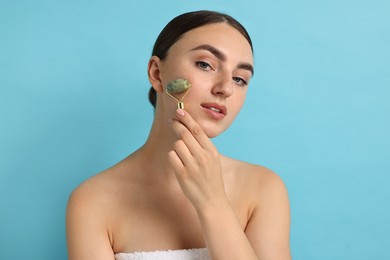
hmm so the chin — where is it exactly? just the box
[187,107,232,138]
[201,123,229,138]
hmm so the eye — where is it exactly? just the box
[196,61,213,71]
[233,77,248,86]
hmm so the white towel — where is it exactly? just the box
[115,248,210,260]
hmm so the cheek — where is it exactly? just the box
[231,91,247,109]
[182,80,209,102]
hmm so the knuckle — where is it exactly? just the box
[204,150,219,162]
[192,125,203,136]
[174,140,184,150]
[180,130,192,140]
[174,126,185,138]
[167,150,177,161]
[210,149,219,158]
[198,153,210,165]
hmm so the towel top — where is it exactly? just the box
[115,248,210,260]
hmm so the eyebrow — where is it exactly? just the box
[238,63,254,77]
[190,44,254,77]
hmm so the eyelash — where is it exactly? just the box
[196,61,213,71]
[195,61,248,86]
[233,77,248,86]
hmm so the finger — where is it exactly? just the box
[172,139,195,168]
[175,109,214,151]
[167,150,184,175]
[172,119,203,155]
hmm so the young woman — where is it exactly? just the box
[66,10,291,260]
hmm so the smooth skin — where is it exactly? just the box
[66,23,291,260]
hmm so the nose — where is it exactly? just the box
[211,73,233,98]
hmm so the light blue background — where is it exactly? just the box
[1,0,389,259]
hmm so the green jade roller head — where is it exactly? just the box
[166,79,191,109]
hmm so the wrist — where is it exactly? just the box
[195,197,234,223]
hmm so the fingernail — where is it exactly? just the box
[177,109,185,116]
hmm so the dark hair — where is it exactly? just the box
[148,10,253,108]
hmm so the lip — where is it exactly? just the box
[201,103,227,120]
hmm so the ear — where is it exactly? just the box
[147,56,164,93]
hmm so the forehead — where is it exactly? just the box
[169,23,254,64]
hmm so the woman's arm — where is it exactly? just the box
[66,185,115,260]
[169,108,291,260]
[245,172,291,259]
[198,173,291,260]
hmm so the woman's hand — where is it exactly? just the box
[168,108,290,260]
[168,108,228,212]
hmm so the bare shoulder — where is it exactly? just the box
[222,155,288,197]
[66,166,127,259]
[66,167,122,234]
[222,156,291,259]
[69,163,122,202]
[68,154,137,204]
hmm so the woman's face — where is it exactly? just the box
[156,23,254,138]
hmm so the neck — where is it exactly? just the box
[134,110,179,181]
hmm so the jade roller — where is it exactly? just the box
[166,79,192,109]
